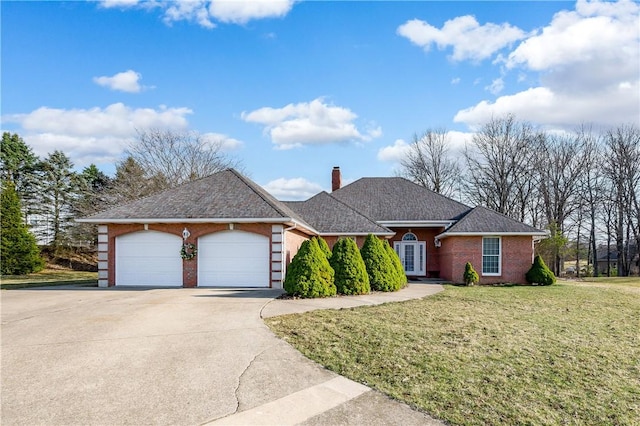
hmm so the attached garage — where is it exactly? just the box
[115,231,183,286]
[198,230,269,287]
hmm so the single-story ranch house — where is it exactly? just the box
[77,167,546,288]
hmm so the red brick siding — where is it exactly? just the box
[107,223,273,287]
[322,235,367,250]
[284,229,309,266]
[440,236,534,284]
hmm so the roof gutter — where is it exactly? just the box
[435,231,548,239]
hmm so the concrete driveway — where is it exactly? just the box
[1,286,442,425]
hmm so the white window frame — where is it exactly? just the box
[482,236,502,276]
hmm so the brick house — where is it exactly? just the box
[78,167,545,288]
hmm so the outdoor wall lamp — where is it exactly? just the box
[182,228,191,240]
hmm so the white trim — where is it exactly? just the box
[379,220,455,228]
[482,236,502,276]
[436,231,547,239]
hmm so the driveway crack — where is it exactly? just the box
[233,347,269,414]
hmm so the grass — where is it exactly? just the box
[266,282,640,425]
[1,269,98,289]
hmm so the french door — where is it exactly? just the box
[394,241,426,276]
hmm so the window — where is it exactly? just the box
[402,232,417,241]
[482,237,501,275]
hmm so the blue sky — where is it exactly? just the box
[2,0,638,199]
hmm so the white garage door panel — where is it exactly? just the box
[198,231,269,287]
[116,231,183,287]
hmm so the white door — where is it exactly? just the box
[198,231,269,287]
[394,241,426,276]
[115,231,183,286]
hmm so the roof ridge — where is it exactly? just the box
[321,191,392,232]
[228,168,291,218]
[84,168,229,219]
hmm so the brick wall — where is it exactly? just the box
[106,223,273,287]
[389,227,444,278]
[440,235,534,284]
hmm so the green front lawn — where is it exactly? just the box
[1,269,98,289]
[266,282,640,425]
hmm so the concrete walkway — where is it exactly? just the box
[261,281,444,318]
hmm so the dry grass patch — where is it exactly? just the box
[266,283,640,425]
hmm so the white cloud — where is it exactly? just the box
[98,0,295,28]
[241,98,381,149]
[451,77,461,85]
[201,132,243,151]
[456,0,640,130]
[93,69,146,93]
[397,15,526,61]
[377,139,410,163]
[262,177,324,201]
[485,77,504,95]
[2,103,193,166]
[209,0,295,24]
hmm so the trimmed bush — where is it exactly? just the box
[361,234,402,292]
[1,182,45,275]
[463,262,479,286]
[384,240,407,288]
[284,238,336,298]
[330,238,370,295]
[314,236,332,259]
[526,255,556,285]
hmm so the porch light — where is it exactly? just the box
[182,228,191,240]
[434,238,441,248]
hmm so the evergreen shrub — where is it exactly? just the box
[284,238,336,298]
[463,262,479,286]
[330,238,370,295]
[526,255,556,285]
[361,234,402,291]
[384,240,407,288]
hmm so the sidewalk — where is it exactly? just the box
[261,281,445,318]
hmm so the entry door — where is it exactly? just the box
[394,241,426,276]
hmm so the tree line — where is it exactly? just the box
[400,115,640,277]
[0,130,238,261]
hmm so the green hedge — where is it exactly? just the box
[526,255,556,285]
[384,240,407,288]
[361,234,403,292]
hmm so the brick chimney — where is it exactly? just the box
[331,166,341,192]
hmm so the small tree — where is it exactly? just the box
[330,238,370,295]
[284,238,336,298]
[1,182,45,275]
[526,255,556,285]
[463,262,479,286]
[384,240,407,288]
[314,236,332,259]
[361,234,401,291]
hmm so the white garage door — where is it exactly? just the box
[115,231,183,287]
[198,231,269,287]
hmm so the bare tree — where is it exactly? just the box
[127,129,240,187]
[603,124,640,276]
[535,132,588,274]
[400,129,460,196]
[463,114,538,221]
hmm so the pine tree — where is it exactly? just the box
[1,132,41,222]
[1,182,45,275]
[330,238,370,295]
[284,238,336,298]
[361,234,401,291]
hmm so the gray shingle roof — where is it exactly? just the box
[80,169,311,225]
[284,192,393,235]
[331,177,471,222]
[439,206,546,236]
